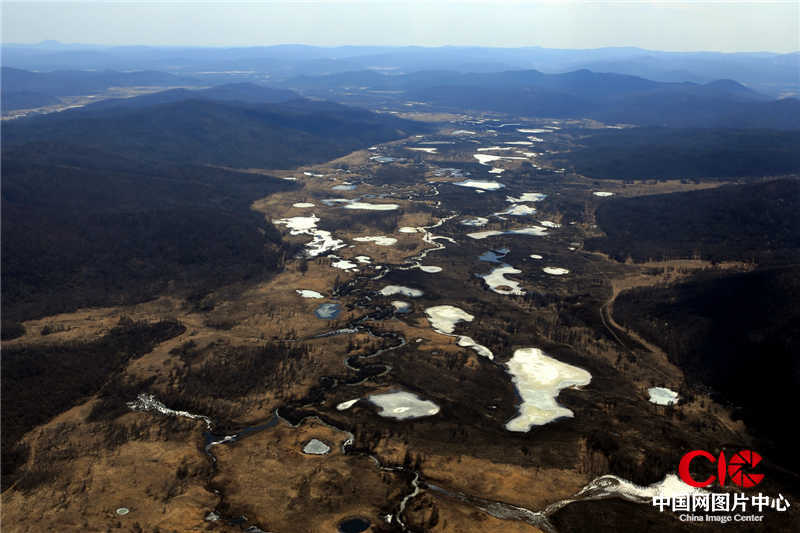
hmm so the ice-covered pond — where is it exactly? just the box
[479,248,509,263]
[455,179,505,191]
[344,201,400,211]
[391,301,411,313]
[368,391,440,420]
[302,438,331,455]
[315,303,342,319]
[648,387,679,406]
[461,217,489,227]
[480,265,525,295]
[425,305,473,334]
[380,285,423,298]
[467,226,549,240]
[506,192,547,203]
[425,305,494,360]
[505,348,591,431]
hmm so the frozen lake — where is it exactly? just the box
[505,348,591,431]
[480,265,525,295]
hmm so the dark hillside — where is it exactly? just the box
[615,266,800,470]
[552,128,800,181]
[586,179,800,263]
[3,98,425,168]
[1,144,298,321]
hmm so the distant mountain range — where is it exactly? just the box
[1,66,202,110]
[5,64,797,128]
[279,68,799,129]
[3,43,798,96]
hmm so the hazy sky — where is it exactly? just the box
[3,1,798,53]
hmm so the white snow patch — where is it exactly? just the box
[474,153,503,165]
[451,129,476,135]
[539,220,561,228]
[399,226,420,233]
[529,254,543,260]
[543,267,569,275]
[296,289,324,299]
[355,255,372,264]
[517,128,552,133]
[457,336,494,359]
[292,202,315,208]
[461,217,489,227]
[505,348,591,431]
[331,259,358,270]
[407,147,438,154]
[488,168,505,174]
[272,214,346,257]
[494,204,537,216]
[576,474,705,503]
[419,266,442,273]
[353,236,398,246]
[504,141,534,145]
[336,399,359,411]
[477,146,516,152]
[506,193,546,203]
[593,191,614,197]
[128,393,212,430]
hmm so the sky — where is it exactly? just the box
[2,1,798,53]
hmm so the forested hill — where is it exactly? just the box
[4,97,426,168]
[2,97,426,324]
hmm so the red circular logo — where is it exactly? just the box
[727,449,764,488]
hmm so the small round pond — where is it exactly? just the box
[314,303,342,319]
[338,517,371,533]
